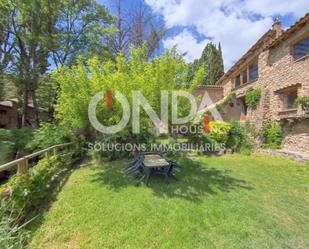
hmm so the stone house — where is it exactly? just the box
[198,13,309,153]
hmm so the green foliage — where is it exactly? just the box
[94,127,157,161]
[295,96,309,108]
[187,42,224,85]
[55,46,202,138]
[36,76,57,113]
[226,121,253,153]
[0,128,34,164]
[0,207,30,249]
[53,0,113,66]
[0,155,69,221]
[263,122,283,149]
[209,121,231,144]
[26,123,73,152]
[0,81,4,100]
[245,88,262,108]
[216,92,236,112]
[226,121,246,150]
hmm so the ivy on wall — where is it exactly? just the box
[245,88,262,108]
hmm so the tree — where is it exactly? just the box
[2,0,113,127]
[51,0,113,67]
[54,46,203,139]
[9,0,59,127]
[0,1,14,100]
[0,1,14,74]
[188,42,224,85]
[107,0,166,58]
[128,4,166,58]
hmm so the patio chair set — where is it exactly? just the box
[125,153,181,185]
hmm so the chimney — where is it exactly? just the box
[272,17,282,38]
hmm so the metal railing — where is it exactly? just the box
[0,142,75,175]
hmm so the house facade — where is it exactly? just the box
[203,14,309,153]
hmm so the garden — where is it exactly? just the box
[0,46,308,247]
[0,1,308,248]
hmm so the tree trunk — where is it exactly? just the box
[31,88,40,128]
[21,81,29,128]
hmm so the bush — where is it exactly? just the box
[0,155,69,221]
[263,122,282,149]
[209,121,231,144]
[0,128,34,164]
[27,123,73,152]
[93,128,156,161]
[226,121,246,150]
[296,96,309,110]
[245,88,261,108]
[225,121,254,153]
[0,207,30,249]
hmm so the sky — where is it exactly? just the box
[99,0,309,70]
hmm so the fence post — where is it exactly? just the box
[17,159,28,174]
[53,147,57,156]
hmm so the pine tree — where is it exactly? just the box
[187,42,225,85]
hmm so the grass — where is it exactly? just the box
[28,154,309,249]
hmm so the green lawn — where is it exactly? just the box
[28,154,309,249]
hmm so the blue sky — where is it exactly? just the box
[99,0,308,70]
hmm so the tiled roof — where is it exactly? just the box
[216,29,276,86]
[0,99,34,108]
[215,12,309,86]
[0,100,14,107]
[267,12,309,49]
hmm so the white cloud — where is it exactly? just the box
[163,29,210,62]
[145,0,308,69]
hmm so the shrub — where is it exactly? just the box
[0,155,69,221]
[216,93,236,112]
[209,121,231,144]
[296,96,309,110]
[225,121,254,153]
[0,128,34,164]
[0,208,30,249]
[263,122,283,149]
[93,128,156,161]
[226,121,246,150]
[27,123,73,152]
[245,88,262,108]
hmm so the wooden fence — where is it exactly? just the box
[0,142,75,175]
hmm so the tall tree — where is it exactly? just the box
[188,42,224,85]
[9,0,59,127]
[0,1,14,100]
[107,0,166,58]
[3,0,113,127]
[51,0,113,67]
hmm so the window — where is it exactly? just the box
[281,89,298,111]
[249,62,258,82]
[233,60,259,88]
[235,75,241,87]
[294,37,309,60]
[242,70,248,84]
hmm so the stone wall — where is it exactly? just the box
[193,85,223,110]
[217,20,309,153]
[281,119,309,153]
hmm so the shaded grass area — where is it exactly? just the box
[28,154,309,249]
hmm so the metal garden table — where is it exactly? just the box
[143,154,171,185]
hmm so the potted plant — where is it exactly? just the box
[296,96,309,113]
